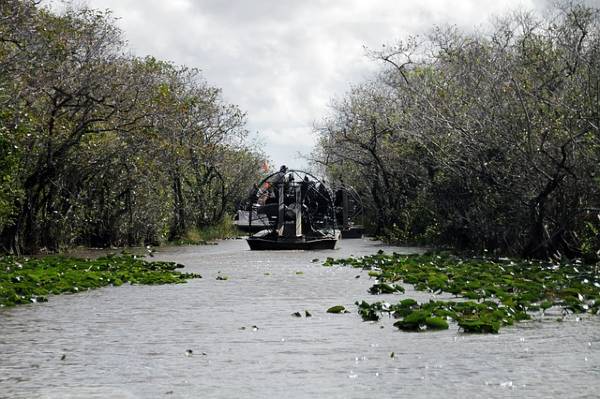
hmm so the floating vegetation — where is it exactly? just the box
[325,251,600,333]
[327,305,349,314]
[0,255,201,307]
[369,282,405,295]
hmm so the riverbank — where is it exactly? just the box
[325,251,600,333]
[168,218,242,245]
[0,255,201,307]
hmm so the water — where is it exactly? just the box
[1,238,599,398]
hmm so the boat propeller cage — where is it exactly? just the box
[246,167,337,239]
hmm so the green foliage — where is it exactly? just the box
[0,255,201,307]
[356,300,383,321]
[393,310,448,332]
[328,251,600,333]
[0,132,21,230]
[368,282,405,295]
[580,216,600,263]
[315,2,600,259]
[425,317,449,330]
[173,216,241,245]
[326,305,348,314]
[0,1,264,253]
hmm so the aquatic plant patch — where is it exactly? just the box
[325,251,600,333]
[0,255,201,307]
[369,282,405,295]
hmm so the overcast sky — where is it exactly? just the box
[49,0,556,169]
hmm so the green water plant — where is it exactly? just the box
[326,251,600,333]
[0,255,201,307]
[327,305,349,314]
[369,282,405,295]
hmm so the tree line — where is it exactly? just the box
[0,1,264,254]
[314,2,600,260]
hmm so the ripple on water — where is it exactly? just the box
[1,239,599,398]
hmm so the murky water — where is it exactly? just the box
[1,238,599,398]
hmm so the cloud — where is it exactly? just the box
[47,0,547,169]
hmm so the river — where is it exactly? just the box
[1,238,599,398]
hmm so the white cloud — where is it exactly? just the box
[47,0,548,169]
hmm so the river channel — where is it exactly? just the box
[1,238,599,398]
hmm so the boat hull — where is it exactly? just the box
[234,223,270,233]
[341,226,364,239]
[247,236,337,250]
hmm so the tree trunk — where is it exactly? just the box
[169,171,186,240]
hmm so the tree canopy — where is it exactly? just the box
[314,2,600,260]
[0,1,265,253]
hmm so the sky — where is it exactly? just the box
[47,0,556,169]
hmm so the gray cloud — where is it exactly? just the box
[49,0,548,169]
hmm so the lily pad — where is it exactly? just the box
[458,318,500,334]
[369,283,405,295]
[394,309,431,331]
[356,300,382,321]
[323,251,600,333]
[0,255,200,307]
[327,305,348,314]
[425,317,449,330]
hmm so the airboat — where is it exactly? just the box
[242,166,338,250]
[334,184,365,239]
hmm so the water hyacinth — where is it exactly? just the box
[325,251,600,333]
